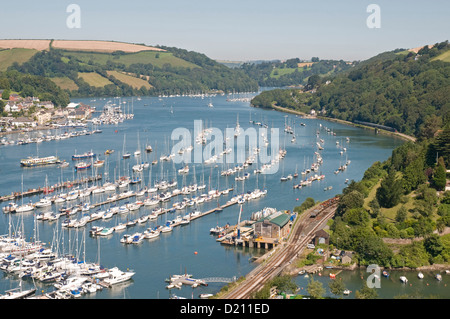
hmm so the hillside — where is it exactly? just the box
[251,41,450,137]
[0,39,258,98]
[240,58,354,87]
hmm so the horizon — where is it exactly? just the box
[0,1,449,61]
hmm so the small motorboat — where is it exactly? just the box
[93,160,105,167]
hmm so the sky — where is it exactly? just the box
[1,0,449,61]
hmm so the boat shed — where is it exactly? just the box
[313,229,330,246]
[253,211,292,239]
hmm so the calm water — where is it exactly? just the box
[296,268,450,299]
[0,93,407,299]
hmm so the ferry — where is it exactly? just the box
[72,151,95,160]
[20,156,60,167]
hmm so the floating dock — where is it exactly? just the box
[0,175,103,202]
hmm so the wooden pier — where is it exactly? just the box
[69,187,237,230]
[0,175,103,203]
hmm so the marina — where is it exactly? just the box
[0,93,406,299]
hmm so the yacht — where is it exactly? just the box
[2,202,18,213]
[131,233,144,244]
[0,286,36,299]
[98,227,114,236]
[143,228,160,239]
[104,267,135,285]
[16,203,35,213]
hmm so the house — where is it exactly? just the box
[253,211,292,239]
[313,229,330,246]
[11,117,36,127]
[36,110,52,125]
[340,251,354,264]
[4,101,19,113]
[39,101,54,109]
[67,102,80,109]
[9,94,21,102]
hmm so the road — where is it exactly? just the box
[222,202,338,299]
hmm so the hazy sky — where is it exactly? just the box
[1,0,448,61]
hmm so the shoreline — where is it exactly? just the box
[268,104,416,143]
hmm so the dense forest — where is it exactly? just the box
[328,125,450,268]
[7,46,259,98]
[0,69,70,107]
[251,41,450,137]
[277,41,450,270]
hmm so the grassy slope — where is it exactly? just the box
[270,66,310,79]
[62,50,199,69]
[78,72,113,87]
[106,71,152,89]
[50,77,79,91]
[0,48,38,71]
[432,50,450,62]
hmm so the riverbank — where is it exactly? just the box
[269,104,416,143]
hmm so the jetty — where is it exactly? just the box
[0,175,102,202]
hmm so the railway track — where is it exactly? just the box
[222,203,338,299]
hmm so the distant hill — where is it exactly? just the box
[251,41,450,137]
[240,57,354,87]
[0,39,258,98]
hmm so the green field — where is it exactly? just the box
[0,48,38,71]
[106,71,152,89]
[50,77,79,91]
[432,50,450,62]
[270,66,309,79]
[62,50,199,69]
[78,72,113,87]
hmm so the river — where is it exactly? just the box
[0,93,406,299]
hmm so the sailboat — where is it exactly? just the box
[0,282,36,299]
[234,114,241,138]
[134,132,141,157]
[16,175,34,213]
[122,134,131,159]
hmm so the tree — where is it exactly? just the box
[1,89,10,100]
[271,275,298,294]
[294,197,315,214]
[433,162,446,191]
[336,190,365,216]
[342,208,370,227]
[395,206,408,223]
[423,234,444,258]
[307,277,325,299]
[355,283,378,299]
[328,278,346,298]
[376,170,403,208]
[306,74,321,90]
